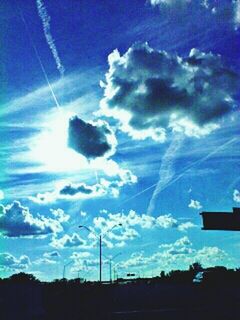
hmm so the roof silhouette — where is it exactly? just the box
[200,208,240,231]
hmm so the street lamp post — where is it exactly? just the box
[103,253,122,282]
[79,224,122,283]
[63,260,73,279]
[99,234,102,283]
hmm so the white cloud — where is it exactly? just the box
[50,233,87,249]
[234,0,240,29]
[173,235,192,247]
[149,0,239,30]
[0,190,4,200]
[149,0,191,6]
[233,189,240,203]
[188,199,202,210]
[71,252,92,259]
[178,221,196,231]
[0,201,66,238]
[194,246,228,265]
[159,236,192,249]
[156,214,178,228]
[33,258,57,265]
[50,208,70,223]
[80,211,87,217]
[0,253,30,271]
[43,251,60,258]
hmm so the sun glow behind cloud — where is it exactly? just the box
[27,110,126,180]
[29,110,90,172]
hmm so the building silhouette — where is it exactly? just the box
[200,207,240,231]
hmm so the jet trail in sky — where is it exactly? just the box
[121,137,237,209]
[20,12,61,110]
[147,134,183,215]
[36,0,65,77]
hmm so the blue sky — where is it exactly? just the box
[0,0,240,281]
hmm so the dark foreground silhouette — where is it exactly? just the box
[1,265,240,320]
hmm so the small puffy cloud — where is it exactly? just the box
[174,236,192,246]
[149,0,190,6]
[33,258,57,265]
[0,190,4,200]
[71,252,92,259]
[50,233,87,249]
[233,189,240,203]
[50,208,70,223]
[156,214,178,228]
[161,235,194,255]
[43,251,60,258]
[188,199,202,210]
[194,246,228,265]
[68,116,117,159]
[100,43,238,140]
[159,236,192,249]
[0,253,30,271]
[234,0,240,29]
[119,251,149,269]
[70,252,99,272]
[29,170,137,203]
[0,201,64,238]
[149,0,239,30]
[34,250,61,265]
[178,221,196,232]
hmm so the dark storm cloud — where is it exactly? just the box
[0,201,64,238]
[68,116,117,159]
[100,43,238,140]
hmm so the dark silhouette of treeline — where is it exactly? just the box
[1,264,240,320]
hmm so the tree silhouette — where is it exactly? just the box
[189,262,203,272]
[8,272,38,283]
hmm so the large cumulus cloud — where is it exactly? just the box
[68,116,117,159]
[100,43,238,141]
[0,201,67,237]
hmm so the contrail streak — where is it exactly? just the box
[120,137,238,209]
[95,170,99,184]
[20,12,61,110]
[147,134,183,215]
[36,0,65,77]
